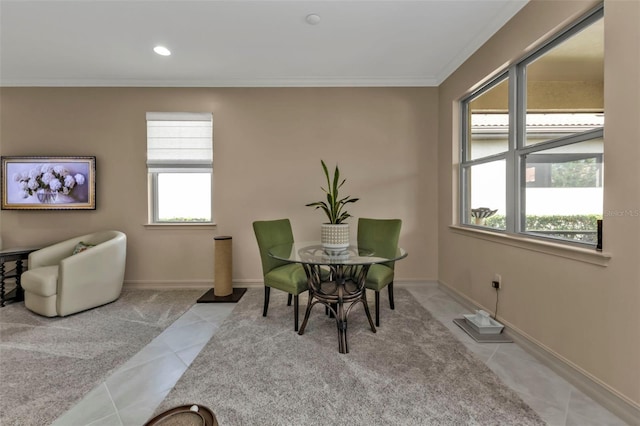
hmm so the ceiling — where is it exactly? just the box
[0,0,529,87]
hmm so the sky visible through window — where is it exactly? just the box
[157,173,211,221]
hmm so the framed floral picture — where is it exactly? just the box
[1,156,96,210]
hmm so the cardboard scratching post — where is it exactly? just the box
[197,236,246,303]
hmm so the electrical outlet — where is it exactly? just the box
[492,273,502,289]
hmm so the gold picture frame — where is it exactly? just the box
[1,156,96,210]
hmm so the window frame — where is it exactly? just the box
[146,113,214,225]
[459,4,604,248]
[460,71,512,232]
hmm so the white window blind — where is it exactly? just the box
[146,112,213,171]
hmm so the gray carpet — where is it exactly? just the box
[0,288,203,426]
[156,288,544,425]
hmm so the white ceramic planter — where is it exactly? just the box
[320,223,350,251]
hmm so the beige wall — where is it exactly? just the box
[0,87,438,286]
[438,0,639,410]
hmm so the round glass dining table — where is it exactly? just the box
[269,242,407,353]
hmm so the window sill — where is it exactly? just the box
[449,225,611,267]
[144,223,217,229]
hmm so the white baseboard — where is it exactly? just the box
[437,280,640,425]
[123,279,263,290]
[395,279,440,288]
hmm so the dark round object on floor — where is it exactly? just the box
[143,404,218,426]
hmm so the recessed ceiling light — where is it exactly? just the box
[153,46,171,56]
[306,14,321,25]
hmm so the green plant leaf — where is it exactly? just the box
[306,160,359,224]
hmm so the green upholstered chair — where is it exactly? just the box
[253,219,308,331]
[357,218,402,327]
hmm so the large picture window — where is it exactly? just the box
[460,5,603,246]
[146,112,213,224]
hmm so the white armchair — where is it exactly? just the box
[21,230,127,317]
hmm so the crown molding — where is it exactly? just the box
[0,76,439,88]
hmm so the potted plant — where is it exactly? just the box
[471,207,498,226]
[306,160,359,250]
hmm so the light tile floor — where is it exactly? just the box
[52,284,628,426]
[406,284,628,426]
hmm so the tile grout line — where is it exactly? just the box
[485,343,501,364]
[104,381,125,426]
[562,387,573,426]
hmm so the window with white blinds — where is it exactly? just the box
[146,112,213,224]
[146,112,213,171]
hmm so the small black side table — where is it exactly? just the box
[0,247,40,307]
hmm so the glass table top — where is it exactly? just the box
[269,241,407,266]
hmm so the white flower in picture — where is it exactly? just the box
[49,178,62,191]
[28,168,40,179]
[42,172,55,185]
[64,175,76,189]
